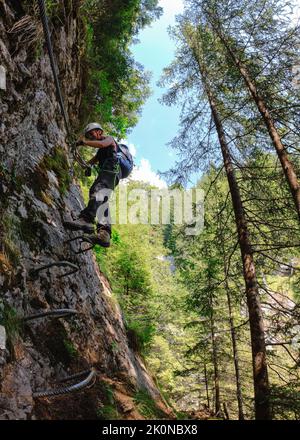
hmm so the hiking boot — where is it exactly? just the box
[64,217,94,234]
[94,226,111,248]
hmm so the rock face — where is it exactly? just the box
[0,1,171,420]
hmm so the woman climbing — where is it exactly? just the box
[64,123,133,248]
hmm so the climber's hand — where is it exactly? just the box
[85,166,92,177]
[76,134,86,147]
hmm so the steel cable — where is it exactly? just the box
[33,369,96,398]
[37,0,88,169]
[37,0,70,135]
[24,309,79,321]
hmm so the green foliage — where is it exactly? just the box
[154,379,186,419]
[45,0,60,15]
[97,383,121,420]
[97,404,120,420]
[0,302,23,348]
[114,244,152,296]
[63,339,78,359]
[43,147,71,196]
[2,238,20,268]
[133,388,165,419]
[126,319,156,354]
[110,341,120,353]
[94,246,109,278]
[1,213,21,267]
[270,383,300,420]
[107,232,157,356]
[79,0,160,136]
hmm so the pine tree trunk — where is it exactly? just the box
[218,214,245,420]
[203,361,210,409]
[223,402,230,420]
[210,304,221,416]
[216,32,300,222]
[225,283,245,420]
[208,89,270,419]
[193,49,271,417]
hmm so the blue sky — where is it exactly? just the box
[128,0,184,188]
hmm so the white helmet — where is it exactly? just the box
[84,122,103,137]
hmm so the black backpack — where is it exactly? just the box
[117,143,134,179]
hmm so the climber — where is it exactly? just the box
[64,123,124,248]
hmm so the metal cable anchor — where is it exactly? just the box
[24,309,79,322]
[29,261,79,279]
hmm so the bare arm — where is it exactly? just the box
[82,136,116,149]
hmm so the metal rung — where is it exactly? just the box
[33,369,96,398]
[65,235,100,254]
[57,369,92,383]
[29,261,79,279]
[24,309,79,322]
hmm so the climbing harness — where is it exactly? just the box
[29,261,79,279]
[37,0,88,170]
[24,309,79,322]
[96,158,121,193]
[33,368,96,398]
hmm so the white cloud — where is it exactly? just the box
[159,0,184,17]
[120,139,137,157]
[119,139,137,157]
[130,158,167,188]
[128,143,137,157]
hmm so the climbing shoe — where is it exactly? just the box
[63,217,95,234]
[94,226,111,248]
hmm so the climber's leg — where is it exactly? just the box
[64,159,121,239]
[63,215,95,234]
[79,175,108,222]
[94,160,122,247]
[63,174,104,233]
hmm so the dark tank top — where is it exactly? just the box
[95,138,117,166]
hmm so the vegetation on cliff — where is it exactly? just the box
[79,0,163,136]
